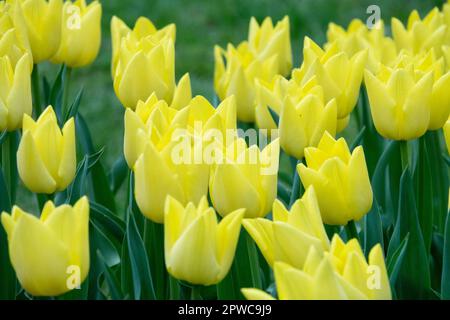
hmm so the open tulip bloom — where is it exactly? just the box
[0,0,449,304]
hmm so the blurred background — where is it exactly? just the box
[20,0,443,209]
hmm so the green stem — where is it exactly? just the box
[31,64,42,117]
[190,286,203,300]
[62,66,72,119]
[246,232,262,289]
[169,276,180,300]
[143,219,166,299]
[36,194,50,213]
[345,220,359,242]
[1,132,18,204]
[400,141,409,171]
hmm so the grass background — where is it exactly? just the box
[18,0,443,211]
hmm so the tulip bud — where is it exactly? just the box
[364,65,433,140]
[0,53,32,131]
[243,187,330,269]
[444,118,450,154]
[164,196,244,286]
[16,0,63,63]
[298,132,373,225]
[17,106,76,194]
[209,138,279,219]
[1,197,90,297]
[51,0,102,68]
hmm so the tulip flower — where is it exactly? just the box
[133,126,209,224]
[242,235,391,300]
[1,197,90,297]
[164,196,244,286]
[0,0,33,69]
[364,64,433,140]
[445,118,450,154]
[15,0,63,63]
[298,132,373,225]
[214,43,278,123]
[248,16,292,76]
[209,137,279,219]
[326,19,397,73]
[392,8,447,56]
[279,88,337,160]
[293,37,367,120]
[0,53,32,131]
[111,15,175,78]
[243,187,330,269]
[112,15,181,109]
[51,0,102,68]
[17,106,76,194]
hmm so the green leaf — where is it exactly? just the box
[90,201,125,243]
[387,234,409,293]
[109,154,128,193]
[0,130,6,145]
[387,169,431,299]
[268,107,279,126]
[97,250,123,300]
[49,64,67,125]
[0,168,15,299]
[64,88,84,123]
[350,126,366,151]
[363,198,384,255]
[442,211,450,299]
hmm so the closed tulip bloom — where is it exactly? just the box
[243,187,330,269]
[326,19,397,73]
[364,65,433,140]
[243,235,391,300]
[392,8,446,56]
[15,0,63,63]
[0,1,32,69]
[0,53,32,131]
[164,196,244,286]
[111,15,175,78]
[112,16,178,109]
[248,16,292,76]
[209,138,279,219]
[445,118,450,154]
[298,132,373,225]
[279,90,337,160]
[214,43,278,123]
[293,37,367,119]
[1,197,90,297]
[17,106,76,194]
[51,0,102,68]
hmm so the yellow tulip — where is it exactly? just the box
[0,53,32,131]
[112,17,182,109]
[279,86,337,160]
[17,106,76,194]
[14,0,63,63]
[134,129,209,223]
[243,186,330,269]
[392,8,447,56]
[110,15,175,78]
[298,132,373,225]
[248,16,292,76]
[243,235,391,300]
[390,49,450,130]
[293,37,367,119]
[364,64,433,140]
[0,0,32,69]
[214,43,278,123]
[164,196,244,286]
[209,137,279,219]
[1,197,90,297]
[445,118,450,154]
[51,0,102,68]
[326,19,397,73]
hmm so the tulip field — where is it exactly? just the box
[0,0,450,303]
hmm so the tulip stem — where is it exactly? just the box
[1,132,18,204]
[190,286,203,300]
[345,220,360,242]
[400,141,409,172]
[31,64,42,117]
[62,66,72,119]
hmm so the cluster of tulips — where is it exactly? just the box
[0,0,449,301]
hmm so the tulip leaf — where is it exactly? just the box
[442,211,450,299]
[108,154,128,193]
[387,234,409,296]
[268,107,279,126]
[387,169,431,299]
[0,130,6,146]
[49,64,67,124]
[64,88,84,123]
[97,250,123,300]
[363,198,384,255]
[413,136,433,253]
[350,126,366,151]
[90,201,125,244]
